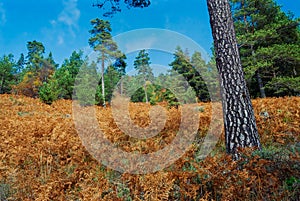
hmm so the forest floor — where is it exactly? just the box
[0,94,299,200]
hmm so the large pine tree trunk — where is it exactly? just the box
[206,0,261,156]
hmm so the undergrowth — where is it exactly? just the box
[0,95,299,200]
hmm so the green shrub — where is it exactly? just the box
[39,78,60,104]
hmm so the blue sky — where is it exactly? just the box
[0,0,299,67]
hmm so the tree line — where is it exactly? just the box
[0,18,219,107]
[0,0,299,107]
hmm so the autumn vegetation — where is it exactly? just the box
[0,94,299,200]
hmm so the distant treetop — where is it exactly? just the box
[92,0,151,17]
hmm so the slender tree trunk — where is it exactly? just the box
[256,70,266,98]
[101,52,106,107]
[251,45,266,98]
[120,79,123,96]
[144,77,148,103]
[206,0,261,156]
[293,66,297,76]
[108,69,112,103]
[0,76,4,94]
[144,86,148,103]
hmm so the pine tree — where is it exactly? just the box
[10,53,25,86]
[104,65,123,103]
[39,77,60,104]
[73,61,99,106]
[54,51,84,99]
[0,54,15,94]
[191,51,212,101]
[39,52,58,84]
[113,53,127,95]
[231,0,300,97]
[169,46,210,101]
[26,40,45,72]
[89,18,120,107]
[133,49,153,103]
[15,41,57,98]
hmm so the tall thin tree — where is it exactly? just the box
[89,18,119,107]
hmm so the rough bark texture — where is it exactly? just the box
[206,0,261,155]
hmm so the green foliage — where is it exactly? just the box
[0,180,12,201]
[113,53,127,76]
[104,65,123,103]
[192,51,219,101]
[73,61,99,106]
[122,73,164,106]
[0,54,15,94]
[265,76,300,96]
[89,19,116,53]
[13,71,41,97]
[285,176,300,191]
[169,46,210,102]
[133,50,153,78]
[252,145,290,161]
[154,74,179,107]
[231,0,300,97]
[121,75,139,98]
[54,51,83,99]
[163,92,180,108]
[39,78,60,105]
[133,49,153,103]
[2,2,299,104]
[130,86,154,103]
[14,53,26,84]
[39,53,58,83]
[167,70,196,104]
[116,183,132,201]
[95,85,105,106]
[26,40,45,72]
[124,54,205,106]
[37,52,61,104]
[154,70,197,107]
[130,87,144,102]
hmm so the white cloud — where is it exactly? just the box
[58,0,80,33]
[0,3,6,25]
[46,0,80,45]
